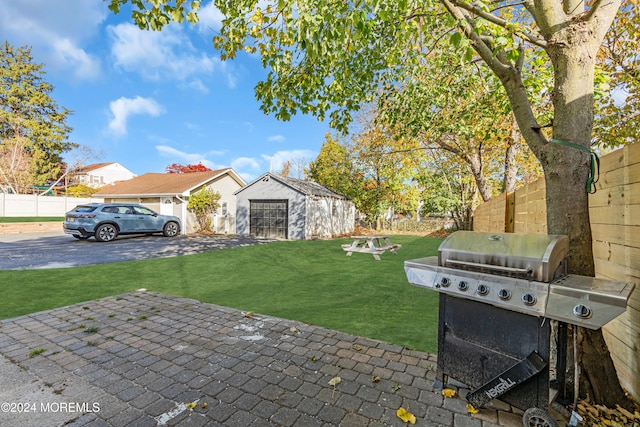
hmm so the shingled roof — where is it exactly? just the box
[236,173,349,199]
[94,169,243,196]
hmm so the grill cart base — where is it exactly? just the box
[436,295,552,413]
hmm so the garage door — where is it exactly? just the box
[250,200,288,239]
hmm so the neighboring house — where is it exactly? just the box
[94,169,246,234]
[74,162,136,188]
[234,172,355,240]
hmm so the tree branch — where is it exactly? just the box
[448,0,548,47]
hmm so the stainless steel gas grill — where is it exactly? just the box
[405,231,635,427]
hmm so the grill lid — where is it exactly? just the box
[438,231,569,283]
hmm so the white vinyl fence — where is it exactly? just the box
[0,194,104,217]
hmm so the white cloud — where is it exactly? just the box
[109,96,165,136]
[52,38,101,80]
[197,1,225,33]
[0,0,105,81]
[268,134,286,143]
[185,79,210,94]
[109,22,226,89]
[262,150,316,172]
[231,157,261,171]
[155,145,227,169]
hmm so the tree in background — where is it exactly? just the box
[415,152,478,230]
[279,161,291,177]
[381,42,546,200]
[310,123,422,228]
[594,0,640,148]
[110,0,636,407]
[187,187,221,232]
[308,133,358,199]
[0,42,75,193]
[165,163,212,173]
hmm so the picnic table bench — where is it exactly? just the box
[341,235,402,260]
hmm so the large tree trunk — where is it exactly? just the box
[541,20,631,409]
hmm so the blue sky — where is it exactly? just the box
[1,0,332,182]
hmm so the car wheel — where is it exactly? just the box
[95,224,118,242]
[163,221,179,237]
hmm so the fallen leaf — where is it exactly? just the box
[311,355,317,362]
[466,404,479,414]
[244,311,253,318]
[442,388,456,398]
[187,401,197,410]
[290,327,298,333]
[372,376,381,383]
[392,384,402,391]
[397,407,417,424]
[352,344,362,351]
[202,402,208,408]
[328,376,342,386]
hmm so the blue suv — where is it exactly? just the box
[64,203,181,242]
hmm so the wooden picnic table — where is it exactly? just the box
[341,235,402,260]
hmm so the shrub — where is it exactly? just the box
[187,187,221,232]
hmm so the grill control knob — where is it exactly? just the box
[573,304,593,319]
[522,293,537,306]
[498,289,512,300]
[458,281,469,291]
[439,277,451,287]
[476,284,489,296]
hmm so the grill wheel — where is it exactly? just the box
[522,407,558,427]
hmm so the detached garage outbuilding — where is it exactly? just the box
[234,173,355,240]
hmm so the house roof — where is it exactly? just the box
[94,168,244,197]
[236,173,349,199]
[77,162,116,173]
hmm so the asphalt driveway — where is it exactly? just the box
[0,232,274,270]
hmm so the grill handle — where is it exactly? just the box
[444,259,532,277]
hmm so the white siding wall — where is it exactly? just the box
[306,197,356,238]
[205,174,241,234]
[81,163,136,188]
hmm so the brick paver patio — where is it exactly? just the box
[0,291,532,426]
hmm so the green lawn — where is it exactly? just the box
[0,217,64,222]
[0,235,442,352]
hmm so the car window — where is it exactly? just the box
[133,206,155,215]
[101,206,118,214]
[117,207,133,214]
[72,205,98,213]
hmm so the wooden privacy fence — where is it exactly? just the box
[473,143,640,400]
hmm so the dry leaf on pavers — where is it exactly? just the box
[329,376,341,398]
[372,376,381,383]
[442,388,456,398]
[397,407,417,424]
[289,327,298,333]
[328,377,342,386]
[244,311,253,318]
[466,404,480,414]
[202,402,208,409]
[187,401,198,410]
[352,344,362,351]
